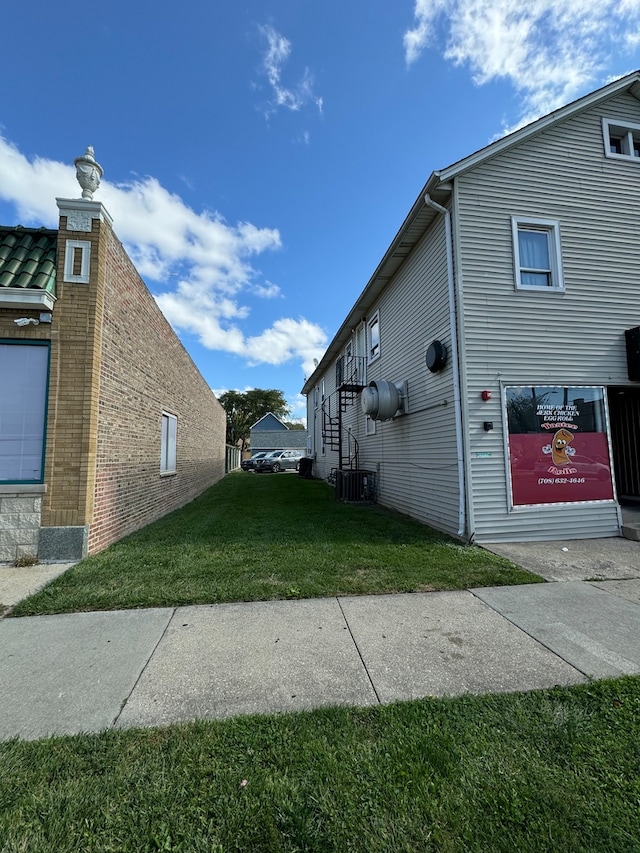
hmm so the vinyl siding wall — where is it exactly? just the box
[310,216,463,537]
[456,91,640,541]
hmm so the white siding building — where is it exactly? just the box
[302,72,640,543]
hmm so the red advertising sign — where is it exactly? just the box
[506,386,614,506]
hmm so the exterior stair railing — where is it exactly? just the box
[321,356,367,471]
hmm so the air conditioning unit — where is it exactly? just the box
[360,379,408,421]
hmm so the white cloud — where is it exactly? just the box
[251,281,282,299]
[287,392,308,422]
[211,385,255,399]
[258,24,324,118]
[0,135,70,225]
[243,317,328,375]
[0,134,327,374]
[404,0,640,125]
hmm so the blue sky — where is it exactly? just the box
[2,1,640,422]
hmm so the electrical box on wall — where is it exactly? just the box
[361,379,408,421]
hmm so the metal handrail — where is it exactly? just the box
[336,355,367,389]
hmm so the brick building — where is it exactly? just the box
[0,149,227,562]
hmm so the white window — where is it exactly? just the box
[602,117,640,160]
[161,411,177,474]
[368,311,380,362]
[511,217,564,291]
[0,342,49,482]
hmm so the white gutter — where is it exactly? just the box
[424,194,466,538]
[0,289,56,311]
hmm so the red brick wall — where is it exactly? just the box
[88,222,226,554]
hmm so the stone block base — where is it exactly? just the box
[38,526,89,562]
[0,489,43,564]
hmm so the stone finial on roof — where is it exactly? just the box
[74,146,103,200]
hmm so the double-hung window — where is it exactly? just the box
[161,411,177,474]
[368,311,380,363]
[511,217,564,291]
[0,342,49,483]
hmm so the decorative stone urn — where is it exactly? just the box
[74,146,103,199]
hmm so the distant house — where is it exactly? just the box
[0,148,227,563]
[249,413,308,454]
[303,72,640,543]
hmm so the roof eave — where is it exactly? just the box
[438,70,640,182]
[0,289,57,311]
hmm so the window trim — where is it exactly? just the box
[602,117,640,161]
[63,240,91,283]
[160,411,177,475]
[367,311,381,363]
[511,217,564,292]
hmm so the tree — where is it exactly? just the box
[218,389,289,451]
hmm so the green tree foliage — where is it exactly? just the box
[218,389,289,450]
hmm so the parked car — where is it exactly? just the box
[241,452,268,471]
[254,449,304,473]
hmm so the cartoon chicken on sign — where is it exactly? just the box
[551,428,574,465]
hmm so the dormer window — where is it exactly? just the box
[602,118,640,160]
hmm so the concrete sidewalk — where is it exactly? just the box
[0,561,76,613]
[1,579,639,741]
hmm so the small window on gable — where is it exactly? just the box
[368,311,380,363]
[602,118,640,160]
[161,411,177,475]
[511,217,564,291]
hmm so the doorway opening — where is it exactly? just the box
[607,386,640,506]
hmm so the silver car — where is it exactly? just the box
[241,452,268,471]
[254,449,304,473]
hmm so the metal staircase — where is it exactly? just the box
[321,356,366,471]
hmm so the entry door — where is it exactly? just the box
[607,388,640,501]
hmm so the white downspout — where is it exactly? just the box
[424,194,466,537]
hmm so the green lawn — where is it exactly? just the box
[11,472,540,616]
[1,677,639,852]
